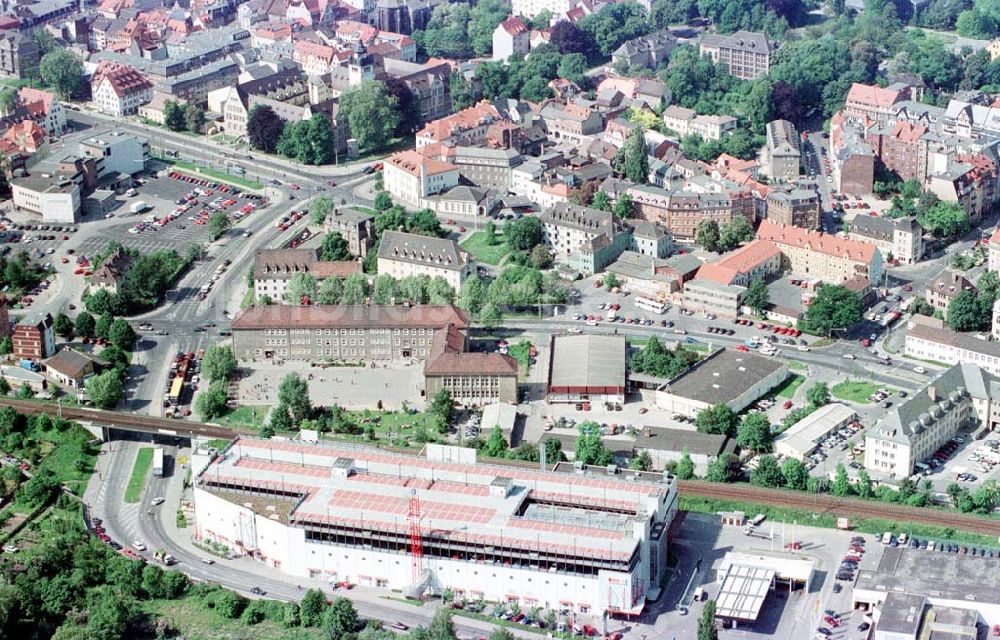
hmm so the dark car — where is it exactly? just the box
[832,583,842,593]
[250,587,264,595]
[858,622,870,631]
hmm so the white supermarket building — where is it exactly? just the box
[193,437,678,616]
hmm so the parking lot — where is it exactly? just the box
[75,170,267,257]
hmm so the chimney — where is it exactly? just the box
[928,386,937,402]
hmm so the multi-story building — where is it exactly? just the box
[90,247,133,295]
[830,112,876,195]
[423,323,518,404]
[682,279,746,317]
[383,59,452,125]
[325,208,376,258]
[539,102,604,146]
[383,149,460,209]
[905,315,1000,376]
[698,31,772,80]
[765,188,821,231]
[694,239,783,287]
[253,249,361,303]
[865,364,996,478]
[924,152,997,223]
[662,106,736,141]
[0,31,40,80]
[492,16,529,62]
[510,0,576,18]
[12,312,54,361]
[448,146,523,191]
[847,215,922,265]
[925,272,977,320]
[231,304,469,362]
[415,101,503,148]
[377,231,475,290]
[540,203,631,274]
[11,175,81,224]
[194,437,677,616]
[843,82,911,125]
[761,120,800,181]
[91,62,154,117]
[756,219,884,285]
[628,220,673,259]
[17,87,65,136]
[611,30,677,70]
[79,132,149,177]
[991,227,1000,273]
[864,120,926,182]
[629,184,756,239]
[292,40,337,76]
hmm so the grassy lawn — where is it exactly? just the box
[34,428,98,496]
[786,360,808,371]
[680,496,1000,548]
[155,157,263,190]
[240,286,255,310]
[352,206,378,215]
[776,374,806,399]
[124,447,154,504]
[460,231,511,265]
[215,405,267,430]
[507,340,533,375]
[832,380,880,404]
[143,595,324,640]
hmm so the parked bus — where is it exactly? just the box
[634,295,667,315]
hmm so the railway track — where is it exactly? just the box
[3,398,997,535]
[679,480,1000,536]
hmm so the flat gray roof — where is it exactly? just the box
[875,592,925,635]
[856,546,1000,604]
[548,334,626,390]
[634,426,736,458]
[661,348,786,406]
[774,403,856,456]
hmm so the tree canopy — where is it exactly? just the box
[338,81,401,154]
[802,285,862,336]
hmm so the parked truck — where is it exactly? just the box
[153,549,176,565]
[130,201,149,215]
[152,447,164,477]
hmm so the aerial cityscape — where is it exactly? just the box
[0,0,997,638]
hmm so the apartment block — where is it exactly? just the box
[377,231,475,290]
[765,188,821,231]
[905,315,1000,376]
[540,203,631,274]
[763,119,800,181]
[847,215,922,265]
[662,106,736,141]
[12,312,54,361]
[698,31,772,80]
[756,219,884,285]
[384,149,460,209]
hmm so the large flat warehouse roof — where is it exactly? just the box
[660,348,786,405]
[855,547,1000,604]
[199,437,672,561]
[547,334,626,392]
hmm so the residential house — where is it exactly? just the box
[383,148,460,209]
[377,231,475,290]
[42,348,107,389]
[91,62,154,117]
[90,246,134,295]
[540,202,632,274]
[662,105,736,141]
[253,248,361,303]
[492,16,529,62]
[847,215,923,265]
[415,101,504,148]
[756,219,884,285]
[325,208,375,258]
[611,29,677,70]
[539,101,604,146]
[843,82,911,125]
[765,188,821,231]
[694,239,783,287]
[17,87,64,136]
[864,119,926,182]
[830,111,876,195]
[926,271,976,319]
[763,119,800,181]
[12,311,54,361]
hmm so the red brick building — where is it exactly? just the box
[865,120,927,182]
[13,311,54,361]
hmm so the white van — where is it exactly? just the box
[881,532,892,544]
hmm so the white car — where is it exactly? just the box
[914,366,926,374]
[797,345,810,352]
[843,354,856,360]
[132,541,147,551]
[151,497,165,506]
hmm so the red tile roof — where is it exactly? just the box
[92,61,152,97]
[424,323,518,376]
[846,83,905,110]
[416,101,502,143]
[756,219,877,263]
[387,149,455,177]
[498,16,528,37]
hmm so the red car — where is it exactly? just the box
[783,400,793,410]
[735,345,749,352]
[288,183,300,190]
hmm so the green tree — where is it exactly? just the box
[695,219,721,253]
[74,312,95,338]
[40,50,83,98]
[215,590,247,619]
[0,336,12,356]
[53,312,73,338]
[95,312,113,339]
[574,422,614,465]
[299,588,328,627]
[592,191,612,211]
[802,285,862,336]
[202,345,237,383]
[85,370,124,409]
[698,599,718,640]
[324,597,359,639]
[427,276,455,304]
[374,191,394,213]
[750,455,784,487]
[736,413,773,453]
[503,216,543,250]
[457,275,488,315]
[613,193,634,219]
[696,404,738,436]
[947,288,988,332]
[719,216,754,251]
[184,104,205,133]
[482,424,509,458]
[164,101,186,131]
[621,126,649,183]
[108,318,137,350]
[278,373,311,422]
[341,272,369,304]
[557,52,589,85]
[408,208,444,237]
[806,382,831,407]
[429,388,454,432]
[489,629,516,640]
[317,277,343,304]
[629,449,653,471]
[207,210,231,241]
[195,381,228,420]
[832,462,853,497]
[320,232,352,262]
[479,302,502,329]
[856,469,874,499]
[372,274,398,304]
[310,196,334,225]
[529,244,553,269]
[18,466,60,507]
[919,201,969,238]
[705,453,741,483]
[339,81,400,153]
[285,272,318,305]
[745,278,769,316]
[675,449,695,479]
